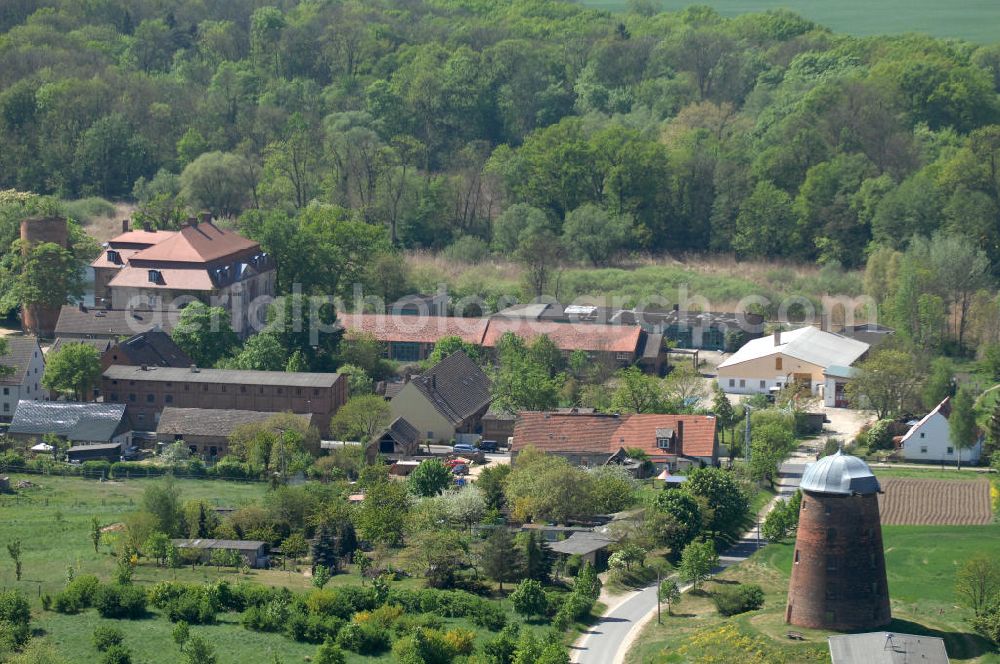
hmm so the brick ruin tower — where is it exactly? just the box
[19,215,69,338]
[785,451,891,631]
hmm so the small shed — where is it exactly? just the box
[828,632,949,664]
[170,538,269,568]
[548,532,616,569]
[66,443,123,463]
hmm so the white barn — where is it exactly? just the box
[897,397,983,465]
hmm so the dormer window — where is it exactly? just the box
[107,249,121,264]
[656,428,675,451]
[148,269,162,284]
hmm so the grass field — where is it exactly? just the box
[0,473,581,663]
[579,0,1000,43]
[628,523,1000,663]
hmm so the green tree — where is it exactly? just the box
[678,540,717,591]
[480,528,522,591]
[712,385,738,449]
[285,350,309,373]
[74,113,153,198]
[653,490,703,554]
[684,467,748,538]
[181,635,217,664]
[330,395,390,446]
[7,538,22,581]
[518,530,553,582]
[955,555,1000,617]
[425,336,483,367]
[477,464,512,510]
[41,342,102,400]
[179,151,254,217]
[144,532,170,567]
[610,366,665,414]
[658,579,681,617]
[589,465,638,513]
[949,387,978,470]
[509,579,548,618]
[408,459,453,497]
[490,333,563,414]
[267,293,342,371]
[171,302,239,368]
[922,357,955,410]
[562,204,631,266]
[90,516,103,553]
[337,363,374,397]
[355,480,410,547]
[315,640,347,664]
[748,423,794,487]
[281,533,308,563]
[312,564,331,589]
[846,349,922,419]
[140,478,182,538]
[1,241,87,316]
[224,333,287,371]
[733,181,794,259]
[492,205,548,254]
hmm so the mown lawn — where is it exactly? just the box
[627,523,1000,663]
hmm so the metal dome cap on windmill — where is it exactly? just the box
[800,450,881,496]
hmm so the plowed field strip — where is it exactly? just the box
[878,478,992,525]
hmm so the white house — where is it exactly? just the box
[897,397,983,465]
[717,327,869,398]
[0,336,46,422]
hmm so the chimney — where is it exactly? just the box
[78,303,87,313]
[140,364,147,371]
[672,304,680,312]
[677,420,684,450]
[122,219,130,233]
[774,329,782,346]
[200,212,212,225]
[141,221,151,232]
[190,364,200,373]
[430,374,436,389]
[188,216,198,228]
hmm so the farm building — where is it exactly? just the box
[372,417,423,458]
[718,327,869,397]
[0,336,45,422]
[611,306,765,351]
[8,401,131,449]
[54,304,177,341]
[171,539,269,568]
[155,407,315,460]
[512,411,718,472]
[389,351,492,444]
[896,397,983,465]
[822,365,859,408]
[548,531,616,569]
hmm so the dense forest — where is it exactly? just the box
[3,0,1000,268]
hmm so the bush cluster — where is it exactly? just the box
[94,584,147,619]
[53,574,101,614]
[711,584,765,617]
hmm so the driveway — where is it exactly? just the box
[571,460,804,664]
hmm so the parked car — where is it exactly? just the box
[477,440,498,452]
[451,464,469,476]
[122,446,142,461]
[452,443,477,453]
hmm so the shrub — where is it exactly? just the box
[53,575,100,614]
[712,584,765,617]
[443,235,490,263]
[94,584,147,619]
[510,579,548,618]
[0,451,26,468]
[0,590,31,648]
[305,589,355,620]
[443,628,476,656]
[353,604,403,629]
[41,594,52,611]
[100,644,133,664]
[93,625,125,651]
[315,639,347,664]
[285,612,345,643]
[148,581,190,609]
[469,599,507,631]
[240,598,290,632]
[335,621,391,655]
[172,621,190,645]
[394,612,446,637]
[165,591,217,624]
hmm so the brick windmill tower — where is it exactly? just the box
[785,451,891,631]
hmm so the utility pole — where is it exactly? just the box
[744,405,752,461]
[656,570,662,625]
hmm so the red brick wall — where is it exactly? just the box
[102,372,346,435]
[785,491,891,631]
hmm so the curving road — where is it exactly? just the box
[570,460,806,664]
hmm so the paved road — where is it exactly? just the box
[571,459,806,664]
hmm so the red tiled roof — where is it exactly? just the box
[340,313,489,345]
[109,230,176,248]
[512,411,717,460]
[107,266,215,290]
[483,319,642,354]
[91,248,141,269]
[129,223,259,265]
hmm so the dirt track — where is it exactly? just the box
[878,477,993,525]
